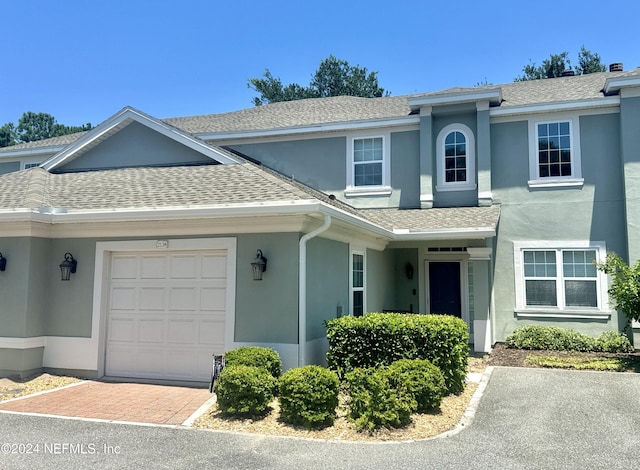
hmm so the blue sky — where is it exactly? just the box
[2,0,638,128]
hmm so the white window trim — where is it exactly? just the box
[345,132,391,196]
[349,246,366,316]
[436,123,477,192]
[528,113,584,189]
[513,240,610,319]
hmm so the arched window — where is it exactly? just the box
[436,124,476,192]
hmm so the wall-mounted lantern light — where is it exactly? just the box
[251,249,267,281]
[405,262,414,280]
[0,252,6,272]
[59,253,78,281]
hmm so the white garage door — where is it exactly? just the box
[105,250,227,381]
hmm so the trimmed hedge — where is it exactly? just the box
[345,367,414,431]
[505,326,633,353]
[214,365,277,416]
[326,313,469,394]
[278,365,339,428]
[224,346,282,378]
[384,359,446,413]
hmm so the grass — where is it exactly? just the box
[525,355,640,372]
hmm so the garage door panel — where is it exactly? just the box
[170,255,198,279]
[106,249,228,381]
[108,318,135,342]
[200,287,226,311]
[169,287,198,311]
[202,255,227,279]
[111,287,136,310]
[139,287,166,311]
[167,320,196,344]
[137,319,165,343]
[199,320,225,345]
[111,256,137,279]
[140,256,167,279]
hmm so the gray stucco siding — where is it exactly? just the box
[391,131,420,209]
[0,161,20,175]
[234,233,300,344]
[0,238,33,337]
[620,96,640,264]
[366,248,396,313]
[58,121,213,171]
[229,138,346,197]
[305,237,348,341]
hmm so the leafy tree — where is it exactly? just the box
[596,253,640,323]
[0,112,92,147]
[248,55,388,106]
[0,122,17,147]
[515,47,605,81]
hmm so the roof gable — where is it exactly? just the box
[41,106,242,172]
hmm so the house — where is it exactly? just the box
[1,64,639,380]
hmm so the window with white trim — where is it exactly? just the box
[350,249,365,317]
[436,124,476,192]
[346,133,391,196]
[528,115,583,188]
[514,241,607,314]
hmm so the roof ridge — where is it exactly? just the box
[22,168,49,208]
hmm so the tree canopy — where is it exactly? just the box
[0,112,92,147]
[515,46,606,81]
[248,55,388,106]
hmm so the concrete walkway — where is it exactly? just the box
[0,380,212,425]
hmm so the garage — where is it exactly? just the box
[105,249,228,381]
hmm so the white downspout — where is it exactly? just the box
[298,215,332,366]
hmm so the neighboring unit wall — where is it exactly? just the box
[491,113,627,341]
[0,161,20,174]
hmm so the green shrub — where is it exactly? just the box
[278,365,339,428]
[596,331,634,353]
[224,346,282,378]
[326,313,468,394]
[345,367,414,432]
[506,326,633,353]
[384,359,446,413]
[214,365,277,416]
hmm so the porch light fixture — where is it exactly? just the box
[0,252,6,272]
[59,252,78,281]
[251,249,267,281]
[405,262,414,280]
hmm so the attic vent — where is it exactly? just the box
[609,63,623,72]
[561,70,575,77]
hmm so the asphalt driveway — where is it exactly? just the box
[1,367,639,469]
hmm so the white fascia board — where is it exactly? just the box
[42,107,242,171]
[407,89,502,108]
[490,97,620,117]
[392,227,496,240]
[604,75,640,94]
[0,146,64,159]
[196,116,419,141]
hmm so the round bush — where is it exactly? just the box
[224,346,282,378]
[214,365,277,416]
[279,365,339,428]
[596,331,634,353]
[384,359,446,413]
[345,367,414,431]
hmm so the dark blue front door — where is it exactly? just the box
[428,262,461,317]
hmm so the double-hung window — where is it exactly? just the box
[528,114,583,188]
[351,249,365,317]
[436,123,476,192]
[346,133,391,196]
[514,241,608,317]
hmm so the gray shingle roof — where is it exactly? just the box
[2,69,638,156]
[0,164,315,211]
[0,165,500,235]
[359,206,500,233]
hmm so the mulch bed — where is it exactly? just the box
[487,342,640,372]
